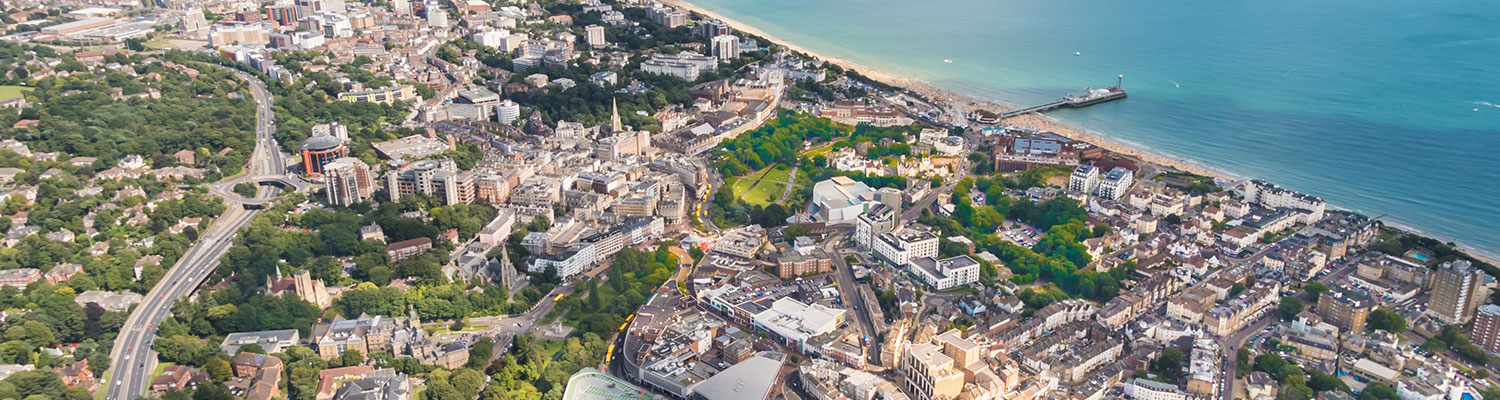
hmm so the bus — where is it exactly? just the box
[554,293,565,302]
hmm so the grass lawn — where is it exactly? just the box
[743,164,794,206]
[536,338,566,367]
[0,86,31,102]
[801,145,833,157]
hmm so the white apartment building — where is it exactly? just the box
[1240,179,1326,222]
[1097,167,1134,200]
[910,255,980,290]
[873,229,939,268]
[1069,164,1099,194]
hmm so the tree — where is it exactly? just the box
[1366,309,1406,333]
[1357,382,1399,400]
[1150,347,1184,383]
[1278,296,1304,321]
[205,358,233,381]
[1303,282,1329,303]
[233,183,258,197]
[1253,353,1289,382]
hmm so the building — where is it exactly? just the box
[909,255,980,290]
[855,203,899,249]
[495,99,521,124]
[300,134,347,176]
[43,17,115,36]
[775,251,832,278]
[711,34,739,60]
[385,159,476,205]
[208,23,270,46]
[373,134,452,160]
[1317,287,1373,333]
[1240,179,1326,223]
[387,238,433,261]
[640,52,718,80]
[899,340,965,400]
[1069,164,1099,194]
[1097,167,1134,200]
[752,298,845,352]
[337,84,418,104]
[329,369,411,400]
[1472,304,1500,355]
[808,176,899,224]
[1428,260,1486,325]
[0,268,40,288]
[873,229,939,268]
[584,24,605,47]
[1124,378,1192,400]
[222,329,301,355]
[323,158,374,206]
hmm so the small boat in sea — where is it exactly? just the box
[1074,51,1081,56]
[943,59,953,63]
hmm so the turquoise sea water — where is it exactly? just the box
[686,0,1500,256]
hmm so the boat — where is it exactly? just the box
[943,59,953,63]
[1074,51,1081,56]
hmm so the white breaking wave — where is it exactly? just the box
[1471,101,1500,109]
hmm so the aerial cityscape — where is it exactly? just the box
[0,1,1492,400]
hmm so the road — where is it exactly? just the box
[104,72,286,400]
[824,232,880,366]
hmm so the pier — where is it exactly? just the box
[997,85,1128,119]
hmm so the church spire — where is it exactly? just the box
[610,97,623,133]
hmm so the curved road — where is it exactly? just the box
[104,71,286,400]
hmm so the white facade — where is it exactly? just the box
[711,34,739,60]
[585,25,605,47]
[1069,164,1099,194]
[496,99,521,124]
[1098,167,1134,200]
[1241,180,1326,222]
[873,230,939,268]
[909,256,979,290]
[752,298,845,353]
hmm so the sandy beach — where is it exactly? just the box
[663,0,1500,264]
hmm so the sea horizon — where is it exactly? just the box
[678,0,1500,261]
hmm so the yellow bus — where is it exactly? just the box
[554,293,565,302]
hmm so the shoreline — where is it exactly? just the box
[663,0,1500,265]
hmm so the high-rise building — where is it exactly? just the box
[1316,287,1373,333]
[1472,304,1500,354]
[393,0,411,15]
[711,34,739,61]
[700,19,731,38]
[1068,164,1099,194]
[300,133,347,176]
[584,25,605,47]
[179,8,208,38]
[1097,167,1134,200]
[426,5,449,28]
[385,159,476,205]
[323,157,374,206]
[496,99,520,124]
[1429,260,1487,324]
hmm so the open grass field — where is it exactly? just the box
[0,86,32,102]
[741,164,794,206]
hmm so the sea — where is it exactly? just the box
[685,0,1500,257]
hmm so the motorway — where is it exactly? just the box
[104,72,287,400]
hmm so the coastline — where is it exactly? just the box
[663,0,1232,182]
[662,0,1500,265]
